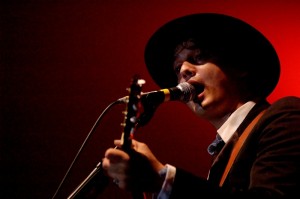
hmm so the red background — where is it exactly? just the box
[2,0,300,198]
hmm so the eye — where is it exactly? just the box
[193,49,207,65]
[195,56,206,64]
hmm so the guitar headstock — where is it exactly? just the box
[121,75,145,151]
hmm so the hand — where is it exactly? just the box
[102,139,165,192]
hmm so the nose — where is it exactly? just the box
[180,61,196,81]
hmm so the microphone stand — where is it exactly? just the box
[51,100,122,199]
[67,161,109,199]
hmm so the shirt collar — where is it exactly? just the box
[217,101,256,143]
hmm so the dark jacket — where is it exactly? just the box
[170,96,300,199]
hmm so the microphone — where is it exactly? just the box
[118,82,197,104]
[118,82,202,126]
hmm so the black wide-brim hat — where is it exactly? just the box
[144,13,280,98]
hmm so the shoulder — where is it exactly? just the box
[253,96,300,135]
[267,96,300,113]
[257,96,300,133]
[251,96,300,152]
[271,96,300,106]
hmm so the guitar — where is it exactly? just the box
[120,75,145,199]
[66,76,145,199]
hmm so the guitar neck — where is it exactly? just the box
[121,76,145,199]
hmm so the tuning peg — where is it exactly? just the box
[130,116,137,123]
[132,104,137,111]
[137,79,146,86]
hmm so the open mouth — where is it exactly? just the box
[189,82,204,103]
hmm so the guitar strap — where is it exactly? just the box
[219,109,266,187]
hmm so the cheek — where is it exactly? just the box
[203,71,227,89]
[204,72,231,99]
[213,78,234,98]
[200,64,224,81]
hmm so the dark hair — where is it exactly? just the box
[174,38,215,64]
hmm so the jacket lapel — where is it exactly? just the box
[208,132,238,184]
[207,100,270,185]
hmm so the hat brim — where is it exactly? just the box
[144,13,280,98]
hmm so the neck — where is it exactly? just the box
[209,101,247,129]
[210,112,232,129]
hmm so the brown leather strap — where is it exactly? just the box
[219,109,266,187]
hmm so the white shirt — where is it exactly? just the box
[155,101,256,199]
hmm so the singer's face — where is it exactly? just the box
[173,48,243,122]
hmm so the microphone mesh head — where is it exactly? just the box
[177,82,196,103]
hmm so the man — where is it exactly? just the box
[102,13,300,198]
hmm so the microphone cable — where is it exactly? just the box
[51,99,125,199]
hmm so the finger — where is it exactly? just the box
[114,139,122,147]
[104,148,129,163]
[131,139,137,146]
[130,139,140,150]
[131,139,147,152]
